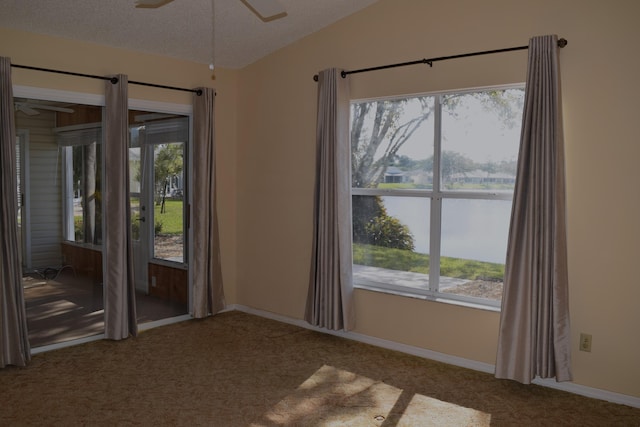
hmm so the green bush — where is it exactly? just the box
[352,195,415,251]
[74,216,83,241]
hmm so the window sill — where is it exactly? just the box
[149,258,187,270]
[353,282,501,313]
[61,241,102,251]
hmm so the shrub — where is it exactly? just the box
[352,195,415,251]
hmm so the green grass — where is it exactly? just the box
[378,183,431,190]
[376,183,513,191]
[353,243,504,280]
[154,199,183,235]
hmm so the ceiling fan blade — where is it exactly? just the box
[241,0,287,21]
[32,105,75,114]
[15,102,75,115]
[17,105,39,116]
[135,0,175,9]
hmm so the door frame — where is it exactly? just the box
[14,86,194,315]
[130,137,153,293]
[129,98,193,312]
[16,129,32,271]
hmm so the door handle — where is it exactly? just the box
[136,217,146,222]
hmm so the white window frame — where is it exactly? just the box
[351,84,525,310]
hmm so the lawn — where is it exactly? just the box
[154,199,183,235]
[353,243,504,281]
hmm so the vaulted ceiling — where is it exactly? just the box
[0,0,380,69]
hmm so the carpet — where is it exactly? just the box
[1,311,639,426]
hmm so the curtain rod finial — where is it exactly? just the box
[313,74,318,82]
[558,38,568,48]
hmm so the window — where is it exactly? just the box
[351,86,524,308]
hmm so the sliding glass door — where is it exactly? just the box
[16,97,106,347]
[15,90,192,348]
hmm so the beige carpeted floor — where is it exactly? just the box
[1,311,639,426]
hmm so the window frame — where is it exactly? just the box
[350,83,525,310]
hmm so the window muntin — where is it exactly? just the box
[350,86,524,307]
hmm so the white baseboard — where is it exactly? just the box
[229,304,640,409]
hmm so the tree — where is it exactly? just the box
[72,143,101,244]
[440,150,475,184]
[351,91,523,187]
[351,98,432,188]
[154,144,183,213]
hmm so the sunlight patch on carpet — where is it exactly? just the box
[253,364,490,426]
[399,393,491,425]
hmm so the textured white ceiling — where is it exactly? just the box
[0,0,379,69]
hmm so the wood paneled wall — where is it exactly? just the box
[148,262,187,306]
[60,242,102,283]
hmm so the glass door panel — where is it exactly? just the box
[152,141,185,263]
[129,112,189,323]
[16,97,105,348]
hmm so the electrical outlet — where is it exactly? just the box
[579,333,592,352]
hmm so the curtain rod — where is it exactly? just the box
[11,64,203,96]
[313,38,568,81]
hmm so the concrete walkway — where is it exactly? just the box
[352,264,469,291]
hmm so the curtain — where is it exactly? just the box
[495,35,571,383]
[192,87,225,318]
[305,68,355,331]
[0,57,31,367]
[103,75,137,340]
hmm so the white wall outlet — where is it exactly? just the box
[579,333,592,352]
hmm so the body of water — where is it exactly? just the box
[382,196,511,264]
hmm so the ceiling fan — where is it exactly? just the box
[15,102,75,116]
[135,0,287,21]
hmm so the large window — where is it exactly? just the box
[351,86,524,308]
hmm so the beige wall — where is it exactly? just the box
[2,0,639,400]
[236,0,640,398]
[0,27,238,303]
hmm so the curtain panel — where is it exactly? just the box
[192,87,225,318]
[0,56,31,367]
[103,75,138,340]
[495,35,572,383]
[305,68,355,331]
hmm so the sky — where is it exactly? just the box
[362,88,525,167]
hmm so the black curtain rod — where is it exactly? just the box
[11,64,203,96]
[313,38,567,81]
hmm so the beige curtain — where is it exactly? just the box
[103,75,137,340]
[192,87,225,318]
[305,68,355,331]
[0,57,31,367]
[496,35,571,383]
